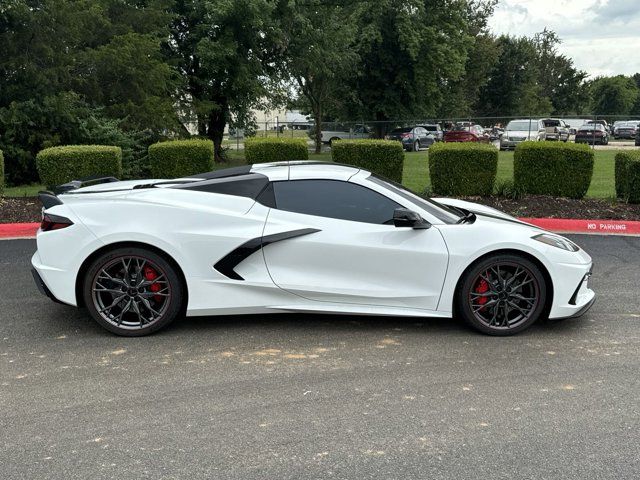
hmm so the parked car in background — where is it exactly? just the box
[499,119,545,150]
[443,124,490,143]
[575,124,609,145]
[418,124,443,142]
[613,121,639,139]
[321,124,371,145]
[611,120,626,135]
[541,118,570,142]
[387,126,435,151]
[564,119,587,135]
[487,126,504,141]
[586,119,610,134]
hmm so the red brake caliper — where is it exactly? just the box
[475,279,489,310]
[143,266,161,302]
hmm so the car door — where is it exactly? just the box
[261,179,449,311]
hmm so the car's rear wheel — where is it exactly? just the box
[83,247,184,336]
[456,254,547,336]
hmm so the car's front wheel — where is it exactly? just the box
[456,254,547,336]
[83,247,184,336]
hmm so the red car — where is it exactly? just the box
[444,124,490,143]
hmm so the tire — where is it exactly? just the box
[456,253,547,336]
[413,141,420,152]
[329,137,340,146]
[83,247,184,336]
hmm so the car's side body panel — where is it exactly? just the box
[262,207,449,311]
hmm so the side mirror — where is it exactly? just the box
[393,208,431,229]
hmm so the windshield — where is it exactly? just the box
[507,121,538,131]
[423,125,438,131]
[368,174,461,224]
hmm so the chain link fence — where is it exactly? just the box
[224,115,640,151]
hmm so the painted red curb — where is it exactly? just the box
[1,218,640,239]
[520,218,640,235]
[0,222,40,239]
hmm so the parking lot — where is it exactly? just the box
[2,235,639,479]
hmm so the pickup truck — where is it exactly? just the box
[541,118,570,142]
[321,124,371,144]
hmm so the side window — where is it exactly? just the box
[272,180,401,224]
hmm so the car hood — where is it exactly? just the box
[434,198,543,231]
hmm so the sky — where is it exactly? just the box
[488,0,640,78]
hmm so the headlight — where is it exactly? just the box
[532,233,579,252]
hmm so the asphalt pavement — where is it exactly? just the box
[1,236,639,479]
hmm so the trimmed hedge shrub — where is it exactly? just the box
[428,143,498,196]
[149,139,214,178]
[514,142,594,199]
[0,150,4,197]
[331,140,404,183]
[36,145,123,188]
[245,137,308,164]
[615,151,640,203]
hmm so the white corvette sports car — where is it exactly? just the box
[32,161,595,336]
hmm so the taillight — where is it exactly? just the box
[41,213,74,232]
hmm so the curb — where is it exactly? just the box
[521,218,640,235]
[2,218,640,240]
[0,222,40,240]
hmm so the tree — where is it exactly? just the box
[476,35,552,117]
[341,0,469,134]
[0,0,178,184]
[168,0,279,162]
[437,0,500,117]
[532,29,588,115]
[277,1,358,153]
[629,73,640,115]
[589,75,639,116]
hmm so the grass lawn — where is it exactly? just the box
[3,149,618,199]
[3,183,45,197]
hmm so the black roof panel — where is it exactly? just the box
[187,165,252,180]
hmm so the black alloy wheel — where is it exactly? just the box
[83,247,184,336]
[457,254,547,335]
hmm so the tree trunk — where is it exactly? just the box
[374,111,387,139]
[207,100,228,163]
[313,103,322,154]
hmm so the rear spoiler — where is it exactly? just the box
[38,191,63,209]
[54,175,120,194]
[38,176,121,209]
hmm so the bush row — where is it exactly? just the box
[245,137,308,164]
[148,139,214,178]
[20,138,634,205]
[331,140,404,183]
[615,151,640,204]
[36,145,123,188]
[428,143,498,196]
[513,142,594,199]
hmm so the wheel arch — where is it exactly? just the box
[75,241,189,311]
[452,248,554,318]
